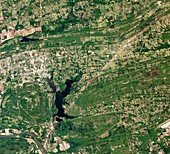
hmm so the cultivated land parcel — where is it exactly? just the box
[0,0,170,153]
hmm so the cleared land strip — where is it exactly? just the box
[67,111,123,122]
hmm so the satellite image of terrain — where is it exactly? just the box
[0,0,170,153]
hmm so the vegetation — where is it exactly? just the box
[0,0,170,153]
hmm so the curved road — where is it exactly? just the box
[0,131,47,154]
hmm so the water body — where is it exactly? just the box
[54,79,75,120]
[20,37,40,42]
[47,71,83,121]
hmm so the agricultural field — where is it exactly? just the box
[0,0,170,153]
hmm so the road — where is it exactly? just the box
[0,131,47,154]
